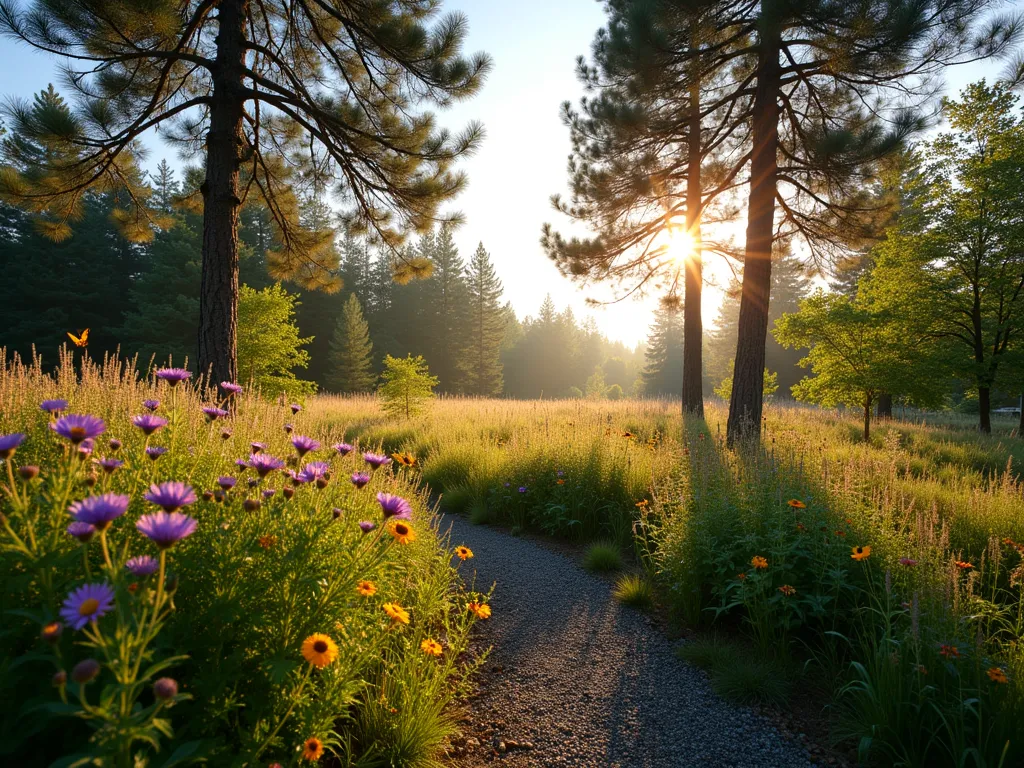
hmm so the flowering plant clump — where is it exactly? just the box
[0,354,485,766]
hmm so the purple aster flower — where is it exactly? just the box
[77,438,95,458]
[144,481,197,513]
[291,435,320,457]
[95,457,123,474]
[333,442,354,456]
[153,677,178,700]
[60,582,115,630]
[69,493,130,531]
[143,399,161,412]
[40,399,68,415]
[250,441,266,454]
[220,381,243,396]
[217,476,236,490]
[132,414,168,436]
[363,452,392,469]
[67,521,97,542]
[51,414,106,445]
[290,403,302,414]
[202,406,229,421]
[518,486,527,494]
[146,446,168,461]
[358,520,376,533]
[247,453,285,478]
[0,433,26,459]
[376,492,413,520]
[298,461,330,480]
[262,488,276,499]
[136,511,197,549]
[556,470,565,477]
[350,472,371,489]
[155,368,191,387]
[285,469,306,486]
[125,555,160,577]
[235,458,249,468]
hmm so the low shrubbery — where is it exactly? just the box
[0,351,488,766]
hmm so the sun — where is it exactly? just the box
[667,228,696,265]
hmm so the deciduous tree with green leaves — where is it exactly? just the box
[378,355,438,419]
[327,294,375,394]
[236,283,315,397]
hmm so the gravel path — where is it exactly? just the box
[444,514,817,768]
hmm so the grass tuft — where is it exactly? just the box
[612,573,655,608]
[584,541,623,572]
[677,636,790,708]
[468,500,493,525]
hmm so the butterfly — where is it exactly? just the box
[67,329,90,347]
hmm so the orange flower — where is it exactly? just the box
[301,633,338,668]
[987,667,1008,684]
[391,452,418,467]
[751,556,768,570]
[301,737,324,761]
[955,560,973,570]
[421,638,443,657]
[635,499,649,509]
[835,530,847,537]
[556,479,566,485]
[737,573,747,581]
[939,644,959,659]
[787,499,806,509]
[383,602,410,625]
[468,601,492,619]
[356,580,376,597]
[387,519,416,545]
[851,546,871,561]
[778,584,796,596]
[454,545,474,561]
[259,535,277,550]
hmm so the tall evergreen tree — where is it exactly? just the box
[149,160,179,214]
[460,243,506,396]
[0,1,491,383]
[425,225,470,391]
[327,294,376,393]
[642,304,685,398]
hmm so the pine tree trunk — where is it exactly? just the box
[863,396,872,442]
[198,0,248,385]
[877,393,893,419]
[979,386,991,434]
[682,71,704,419]
[727,7,781,447]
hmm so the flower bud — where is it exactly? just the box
[213,490,225,503]
[17,465,39,481]
[84,473,98,488]
[316,477,329,490]
[243,498,261,512]
[108,438,122,452]
[202,490,214,502]
[52,669,67,687]
[248,477,259,488]
[283,487,295,500]
[221,429,232,440]
[332,508,342,519]
[71,658,100,684]
[41,622,62,644]
[153,677,178,700]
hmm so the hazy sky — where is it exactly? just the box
[0,0,1017,345]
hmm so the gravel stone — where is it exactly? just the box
[445,515,818,767]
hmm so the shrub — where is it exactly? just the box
[584,541,622,572]
[612,573,654,609]
[606,384,624,400]
[441,484,474,513]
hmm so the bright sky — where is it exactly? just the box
[0,0,1017,346]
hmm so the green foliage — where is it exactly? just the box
[378,355,439,419]
[641,305,684,398]
[606,384,624,401]
[460,242,505,396]
[677,637,790,708]
[583,542,623,572]
[237,284,316,397]
[612,574,654,609]
[713,364,778,402]
[327,294,375,393]
[585,366,607,399]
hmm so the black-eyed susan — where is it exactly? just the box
[787,499,806,509]
[387,519,416,545]
[301,737,324,761]
[383,602,410,625]
[751,556,768,570]
[851,546,871,561]
[455,545,474,561]
[391,452,418,467]
[421,638,443,656]
[468,601,492,619]
[356,580,376,597]
[778,584,796,596]
[988,667,1008,684]
[301,633,338,668]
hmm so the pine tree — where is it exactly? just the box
[0,1,491,383]
[327,294,376,393]
[425,225,470,392]
[642,305,684,398]
[149,160,179,214]
[460,242,505,396]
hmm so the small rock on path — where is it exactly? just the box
[445,515,816,768]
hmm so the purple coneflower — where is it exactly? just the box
[137,511,197,549]
[250,441,266,454]
[146,446,168,461]
[125,555,160,577]
[203,406,229,421]
[377,492,413,520]
[143,399,160,412]
[363,452,391,469]
[358,520,376,533]
[247,453,285,478]
[217,476,236,491]
[52,414,106,444]
[291,435,320,457]
[69,493,130,531]
[220,381,243,396]
[350,472,371,489]
[144,481,197,513]
[155,368,191,387]
[95,457,123,474]
[67,521,96,542]
[60,582,115,630]
[0,433,26,459]
[40,399,68,414]
[333,442,354,456]
[290,403,302,414]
